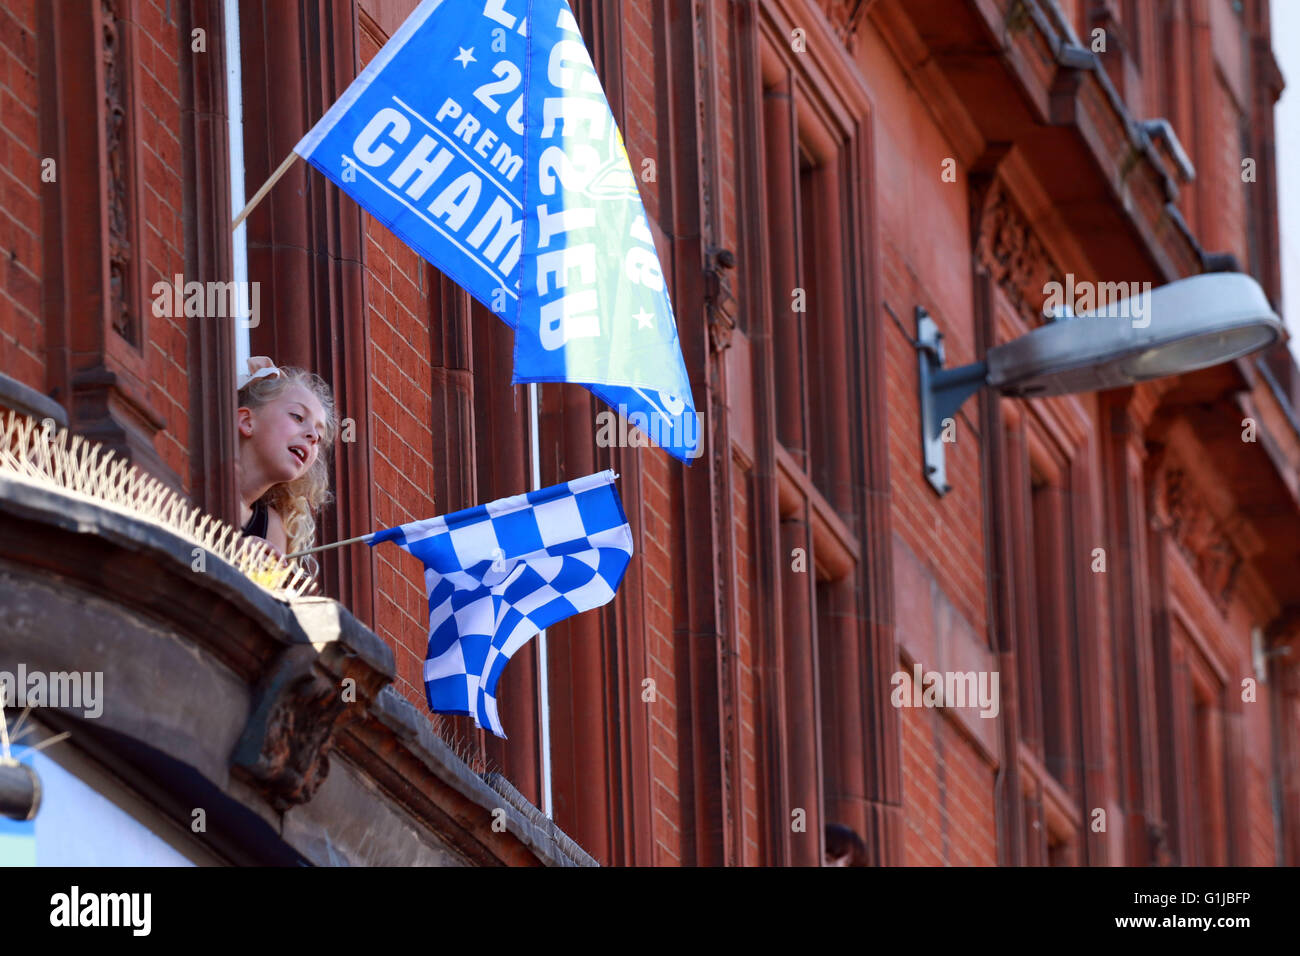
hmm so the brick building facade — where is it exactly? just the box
[3,0,1300,866]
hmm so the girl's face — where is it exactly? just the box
[240,383,328,484]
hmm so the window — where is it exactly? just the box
[762,81,806,467]
[1192,686,1227,865]
[755,55,870,864]
[997,398,1089,864]
[1170,620,1230,865]
[1029,470,1078,792]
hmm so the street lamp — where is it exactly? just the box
[916,273,1285,495]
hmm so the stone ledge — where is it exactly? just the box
[0,473,593,865]
[0,372,68,429]
[368,688,598,867]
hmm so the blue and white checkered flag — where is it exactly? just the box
[368,470,633,737]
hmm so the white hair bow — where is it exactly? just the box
[236,356,282,390]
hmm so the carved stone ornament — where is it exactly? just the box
[705,247,738,354]
[231,646,352,812]
[1154,465,1242,612]
[102,0,135,345]
[817,0,876,49]
[975,184,1064,328]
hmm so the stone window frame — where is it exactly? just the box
[737,1,898,866]
[1002,400,1088,865]
[1148,450,1247,865]
[973,163,1107,865]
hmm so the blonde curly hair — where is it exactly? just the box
[237,365,338,561]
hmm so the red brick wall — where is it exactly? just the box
[356,23,439,712]
[5,0,1292,868]
[901,701,998,865]
[2,0,191,491]
[350,2,695,863]
[642,440,682,865]
[364,220,439,711]
[135,0,190,491]
[882,245,989,639]
[864,15,988,643]
[181,0,1300,870]
[620,0,684,865]
[1212,75,1249,267]
[1246,701,1276,865]
[0,0,42,392]
[710,0,739,252]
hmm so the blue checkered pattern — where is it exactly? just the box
[368,470,634,737]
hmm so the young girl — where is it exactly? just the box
[235,357,338,560]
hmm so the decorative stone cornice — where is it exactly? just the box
[974,182,1064,328]
[1149,460,1243,613]
[231,639,364,813]
[705,247,738,354]
[0,476,595,865]
[816,0,876,50]
[228,599,394,814]
[890,0,1212,284]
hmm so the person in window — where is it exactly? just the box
[235,356,337,561]
[824,822,869,866]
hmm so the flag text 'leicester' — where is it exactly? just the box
[294,0,700,460]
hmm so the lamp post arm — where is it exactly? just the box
[915,306,990,496]
[929,361,990,437]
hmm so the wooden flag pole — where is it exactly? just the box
[283,532,374,560]
[286,471,621,561]
[232,150,300,231]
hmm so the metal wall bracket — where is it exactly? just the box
[915,307,988,497]
[0,761,41,821]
